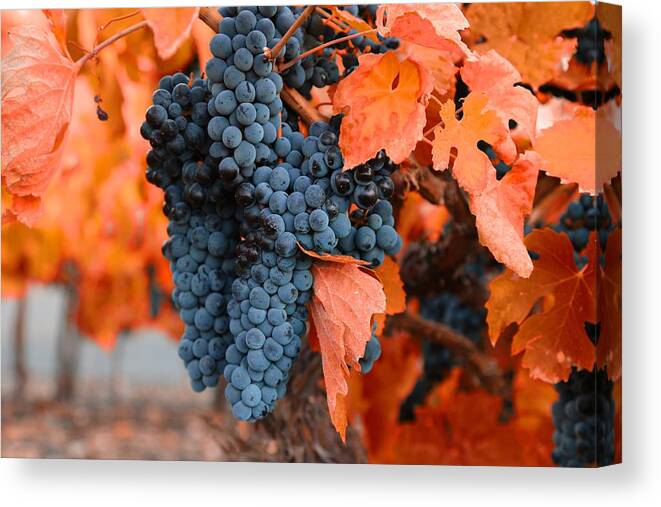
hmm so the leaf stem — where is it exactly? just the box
[280,28,378,72]
[76,20,147,69]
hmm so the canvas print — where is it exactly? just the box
[1,3,621,467]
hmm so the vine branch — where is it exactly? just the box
[386,312,506,397]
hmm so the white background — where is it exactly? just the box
[2,0,660,505]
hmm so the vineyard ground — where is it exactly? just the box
[1,393,227,461]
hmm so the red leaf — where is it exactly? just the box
[1,24,78,226]
[461,49,539,143]
[534,106,621,194]
[431,92,507,195]
[333,50,433,168]
[142,7,199,60]
[486,229,598,383]
[310,262,386,440]
[376,3,471,57]
[470,152,541,278]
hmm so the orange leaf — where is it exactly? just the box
[466,2,594,88]
[310,262,386,440]
[142,7,199,60]
[461,49,538,143]
[1,24,78,226]
[397,191,448,244]
[333,50,433,168]
[470,152,541,278]
[431,92,507,195]
[376,3,471,57]
[534,106,621,194]
[1,194,43,227]
[374,256,406,315]
[42,9,69,57]
[486,229,597,382]
[408,45,458,96]
[385,371,547,466]
[597,229,621,380]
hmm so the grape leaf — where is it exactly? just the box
[142,7,199,60]
[351,330,422,459]
[1,25,78,226]
[383,369,551,466]
[461,49,538,143]
[397,191,448,244]
[470,152,541,278]
[431,93,538,277]
[42,9,69,56]
[408,45,458,96]
[374,256,406,315]
[310,262,386,440]
[376,3,471,57]
[486,228,597,383]
[597,229,621,380]
[534,105,621,194]
[466,2,594,88]
[431,92,507,195]
[333,50,433,169]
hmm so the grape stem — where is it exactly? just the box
[75,20,147,69]
[279,28,378,72]
[265,5,316,62]
[386,311,507,397]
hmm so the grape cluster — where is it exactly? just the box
[141,73,240,392]
[552,368,615,467]
[399,293,486,422]
[554,193,614,253]
[143,6,402,422]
